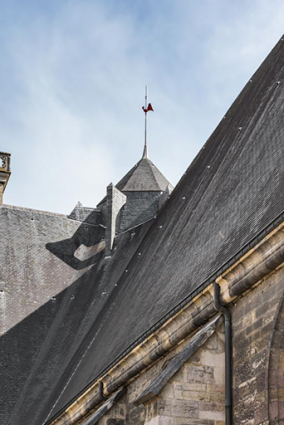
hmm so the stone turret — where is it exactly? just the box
[69,152,173,257]
[114,156,173,232]
[0,152,11,205]
[98,154,173,256]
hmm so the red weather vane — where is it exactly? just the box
[142,103,154,113]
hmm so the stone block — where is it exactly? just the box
[171,399,199,419]
[175,420,215,425]
[213,366,225,385]
[126,403,145,425]
[185,365,215,384]
[145,416,173,425]
[174,382,207,400]
[107,419,125,425]
[199,409,224,421]
[160,383,174,399]
[200,351,224,368]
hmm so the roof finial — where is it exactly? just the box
[142,86,154,159]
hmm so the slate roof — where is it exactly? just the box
[49,36,284,417]
[116,157,173,192]
[0,204,153,425]
[2,36,284,425]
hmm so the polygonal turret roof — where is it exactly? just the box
[116,157,173,192]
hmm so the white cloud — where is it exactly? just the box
[1,0,284,213]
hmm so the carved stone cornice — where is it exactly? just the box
[0,151,11,171]
[0,152,11,204]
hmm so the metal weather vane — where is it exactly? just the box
[142,86,154,159]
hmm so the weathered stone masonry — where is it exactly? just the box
[89,320,226,425]
[94,262,284,425]
[232,266,284,424]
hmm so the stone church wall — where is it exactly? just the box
[95,263,284,425]
[97,323,225,425]
[232,263,284,424]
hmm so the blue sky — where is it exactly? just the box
[1,0,283,213]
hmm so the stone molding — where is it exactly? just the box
[48,221,284,425]
[0,151,10,172]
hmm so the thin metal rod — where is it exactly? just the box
[143,85,148,158]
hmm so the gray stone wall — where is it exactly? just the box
[105,184,126,255]
[232,264,284,424]
[142,329,225,424]
[118,191,160,232]
[68,203,102,225]
[95,263,284,425]
[0,185,3,205]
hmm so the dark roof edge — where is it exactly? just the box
[1,204,67,217]
[115,160,140,191]
[169,34,284,201]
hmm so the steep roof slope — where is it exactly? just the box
[0,206,152,425]
[0,205,84,335]
[47,36,284,417]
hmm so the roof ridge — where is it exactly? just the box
[114,159,142,192]
[1,204,67,217]
[144,158,163,191]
